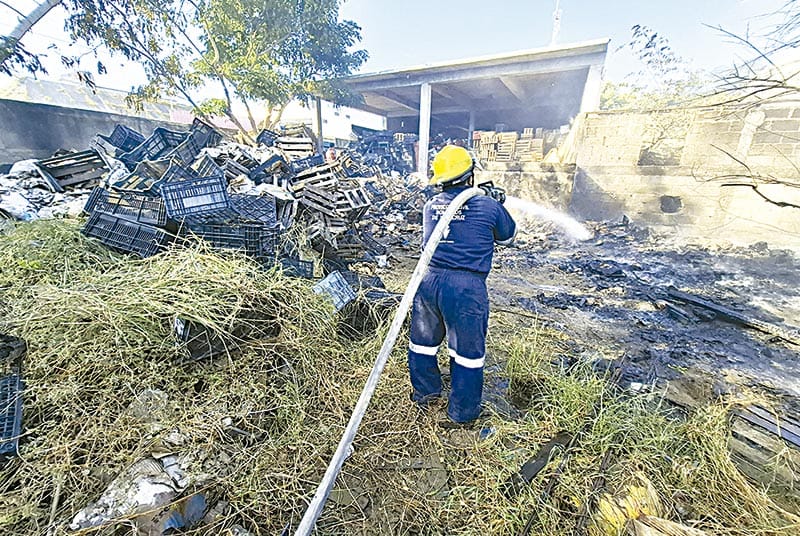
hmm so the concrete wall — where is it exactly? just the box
[0,99,192,164]
[569,104,800,249]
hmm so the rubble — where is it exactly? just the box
[2,119,800,535]
[0,117,424,291]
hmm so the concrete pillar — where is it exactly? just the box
[315,97,323,153]
[417,82,432,175]
[579,64,604,113]
[468,110,476,148]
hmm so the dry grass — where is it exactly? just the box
[0,219,797,535]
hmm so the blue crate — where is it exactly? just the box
[313,271,356,312]
[192,154,224,178]
[99,125,145,153]
[84,187,168,227]
[191,118,223,147]
[119,128,189,170]
[187,219,278,258]
[161,176,230,219]
[277,257,314,279]
[110,159,171,191]
[290,154,324,173]
[0,373,23,457]
[256,129,279,147]
[231,194,278,227]
[82,212,171,258]
[171,131,205,166]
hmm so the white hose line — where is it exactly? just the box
[293,187,485,535]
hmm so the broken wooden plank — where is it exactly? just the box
[666,289,800,346]
[735,405,800,448]
[35,149,108,191]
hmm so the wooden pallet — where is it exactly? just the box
[36,150,108,192]
[299,186,339,218]
[292,170,339,194]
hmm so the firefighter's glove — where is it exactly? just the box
[479,183,507,205]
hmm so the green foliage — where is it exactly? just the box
[3,0,366,136]
[196,97,230,117]
[0,36,47,76]
[193,0,367,126]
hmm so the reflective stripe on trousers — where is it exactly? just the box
[408,268,489,422]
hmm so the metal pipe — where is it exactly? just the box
[293,187,485,535]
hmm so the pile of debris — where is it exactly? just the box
[2,118,416,277]
[352,131,417,175]
[473,127,568,163]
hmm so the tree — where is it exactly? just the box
[186,0,367,135]
[0,0,63,75]
[1,0,368,141]
[601,25,714,165]
[711,1,800,106]
[702,1,800,209]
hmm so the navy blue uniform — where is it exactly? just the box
[408,186,516,422]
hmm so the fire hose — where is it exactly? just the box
[292,186,489,535]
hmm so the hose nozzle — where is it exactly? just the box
[477,181,507,204]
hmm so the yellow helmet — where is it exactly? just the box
[430,145,474,186]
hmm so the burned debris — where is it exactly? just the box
[0,117,410,299]
[2,126,800,535]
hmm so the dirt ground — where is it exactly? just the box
[383,218,800,411]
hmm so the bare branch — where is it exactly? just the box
[721,183,800,208]
[0,1,26,19]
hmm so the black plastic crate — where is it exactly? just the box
[84,187,167,227]
[161,176,230,219]
[82,212,170,258]
[119,128,189,170]
[231,194,278,227]
[182,208,241,227]
[160,161,201,183]
[193,154,224,178]
[99,125,145,153]
[191,118,223,147]
[171,131,204,166]
[313,271,356,312]
[277,257,314,279]
[188,220,278,257]
[111,159,171,191]
[249,154,291,183]
[289,154,324,173]
[364,182,387,202]
[340,270,385,291]
[256,129,279,147]
[359,231,388,255]
[0,373,23,457]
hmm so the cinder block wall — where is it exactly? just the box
[570,103,800,249]
[0,99,192,164]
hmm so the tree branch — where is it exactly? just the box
[721,183,800,208]
[0,1,26,19]
[0,0,63,67]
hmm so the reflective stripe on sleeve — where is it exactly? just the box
[409,342,439,356]
[448,348,485,369]
[495,227,517,246]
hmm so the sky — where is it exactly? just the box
[0,0,791,93]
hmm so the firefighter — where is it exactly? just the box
[408,145,517,425]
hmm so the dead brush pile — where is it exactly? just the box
[0,219,797,535]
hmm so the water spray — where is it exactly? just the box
[504,195,593,241]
